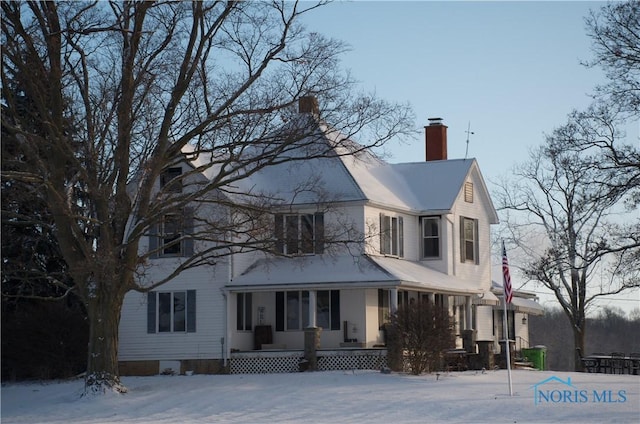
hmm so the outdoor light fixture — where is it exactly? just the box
[522,316,527,325]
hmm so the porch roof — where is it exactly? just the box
[509,296,545,316]
[369,256,485,295]
[227,254,485,296]
[473,290,500,306]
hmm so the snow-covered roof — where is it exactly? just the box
[184,116,494,215]
[369,256,485,294]
[343,156,477,212]
[228,254,484,295]
[491,280,544,315]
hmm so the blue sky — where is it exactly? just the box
[303,1,639,315]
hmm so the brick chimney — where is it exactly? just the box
[298,95,319,115]
[425,117,448,161]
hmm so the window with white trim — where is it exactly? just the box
[160,167,183,193]
[275,290,340,331]
[237,293,252,331]
[460,216,479,264]
[274,213,324,255]
[421,216,440,259]
[148,208,194,258]
[380,214,403,257]
[378,289,389,330]
[147,290,196,333]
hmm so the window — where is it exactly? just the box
[275,290,340,331]
[237,293,252,331]
[380,214,403,257]
[378,289,389,329]
[147,290,196,333]
[161,214,182,255]
[421,217,440,258]
[160,167,183,193]
[460,217,479,263]
[494,309,515,340]
[464,182,473,203]
[274,213,324,255]
[149,208,194,258]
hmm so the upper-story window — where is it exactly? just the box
[274,213,324,255]
[149,208,194,258]
[161,213,182,255]
[380,214,403,257]
[160,167,183,193]
[421,216,440,259]
[460,216,479,264]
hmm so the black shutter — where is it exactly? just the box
[186,290,196,332]
[474,218,479,264]
[330,290,340,330]
[379,214,385,254]
[398,216,404,258]
[314,212,324,254]
[275,291,284,331]
[459,216,465,263]
[183,208,194,257]
[147,292,156,333]
[274,214,284,253]
[236,294,243,331]
[149,223,158,259]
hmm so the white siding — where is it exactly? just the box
[475,305,494,341]
[450,169,493,289]
[119,261,228,361]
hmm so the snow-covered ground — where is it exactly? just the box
[1,369,638,423]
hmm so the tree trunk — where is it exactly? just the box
[573,325,586,372]
[84,279,127,395]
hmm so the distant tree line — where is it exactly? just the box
[529,307,640,371]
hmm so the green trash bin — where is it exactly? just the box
[522,346,547,370]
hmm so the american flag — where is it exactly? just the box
[502,241,513,304]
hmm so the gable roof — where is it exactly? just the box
[181,113,498,222]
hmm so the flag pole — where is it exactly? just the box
[502,240,514,397]
[502,288,513,396]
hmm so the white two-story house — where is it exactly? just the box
[118,97,538,375]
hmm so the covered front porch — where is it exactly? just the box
[223,255,495,373]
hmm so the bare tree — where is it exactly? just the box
[1,1,414,394]
[495,119,639,371]
[584,0,640,118]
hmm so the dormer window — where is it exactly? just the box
[160,167,183,193]
[380,214,403,257]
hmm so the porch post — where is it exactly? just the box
[303,290,320,371]
[224,290,232,368]
[462,296,476,354]
[465,296,473,330]
[308,290,317,327]
[390,288,398,314]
